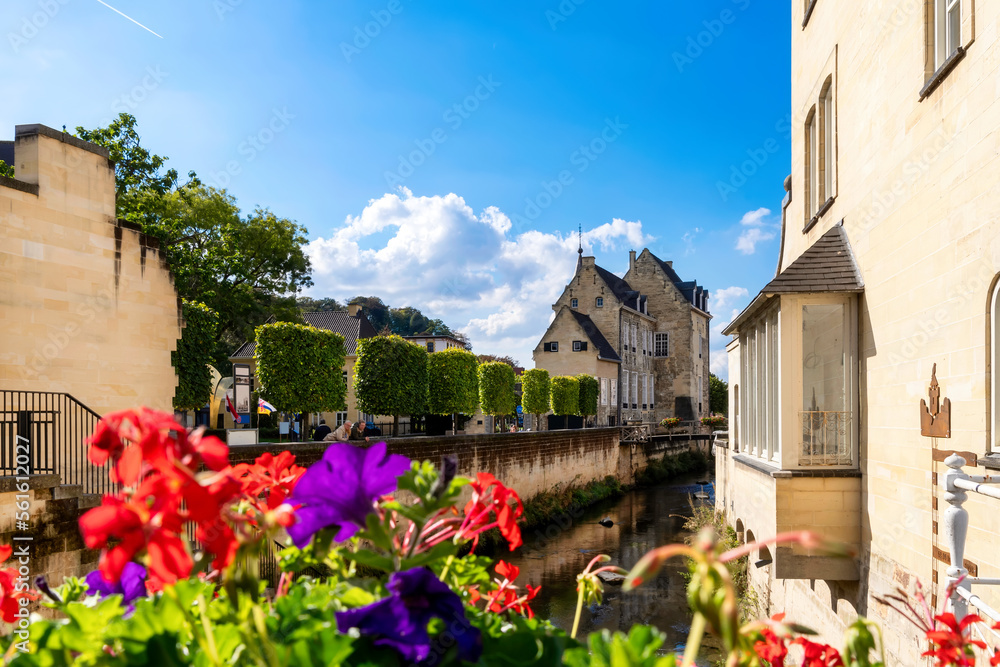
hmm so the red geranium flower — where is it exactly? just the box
[923,612,986,667]
[468,560,539,619]
[233,451,305,510]
[753,616,790,667]
[794,637,844,666]
[459,473,523,551]
[0,545,38,623]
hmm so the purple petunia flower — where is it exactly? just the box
[287,441,410,548]
[85,562,147,609]
[336,567,482,664]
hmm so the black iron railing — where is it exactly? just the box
[0,390,110,495]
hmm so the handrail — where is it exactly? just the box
[942,454,1000,621]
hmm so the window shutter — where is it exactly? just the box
[543,342,551,352]
[581,341,588,351]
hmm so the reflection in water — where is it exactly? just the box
[506,473,720,665]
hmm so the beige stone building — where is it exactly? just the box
[402,333,467,354]
[228,304,377,430]
[0,124,181,416]
[533,246,711,426]
[717,1,1000,662]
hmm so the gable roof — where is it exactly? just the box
[761,224,864,294]
[593,264,641,311]
[230,311,378,360]
[569,310,621,362]
[646,251,710,312]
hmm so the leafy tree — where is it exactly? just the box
[577,374,599,425]
[172,301,219,410]
[254,323,347,435]
[478,362,516,432]
[550,376,580,429]
[76,113,179,222]
[297,297,345,313]
[709,373,729,416]
[520,369,550,432]
[354,335,428,436]
[476,354,520,369]
[348,296,391,332]
[0,160,13,179]
[75,115,313,373]
[427,348,479,434]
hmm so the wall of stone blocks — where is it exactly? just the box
[0,126,181,416]
[0,475,98,592]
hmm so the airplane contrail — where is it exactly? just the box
[95,0,164,39]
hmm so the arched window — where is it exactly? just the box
[818,77,834,203]
[805,106,818,223]
[990,276,1000,452]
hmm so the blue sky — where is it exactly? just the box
[1,0,792,377]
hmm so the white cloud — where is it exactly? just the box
[305,190,653,366]
[711,286,749,313]
[740,207,771,226]
[681,227,701,256]
[735,207,778,255]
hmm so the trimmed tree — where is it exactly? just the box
[478,362,516,432]
[709,373,729,416]
[172,300,219,411]
[520,369,550,432]
[355,335,429,436]
[549,375,580,430]
[254,323,347,435]
[577,374,599,427]
[427,348,479,434]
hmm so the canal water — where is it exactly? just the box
[506,471,721,665]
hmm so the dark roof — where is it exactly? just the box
[569,310,621,362]
[229,311,377,360]
[722,223,863,335]
[762,224,863,294]
[647,251,710,313]
[593,264,641,310]
[0,142,12,166]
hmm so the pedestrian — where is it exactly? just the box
[350,420,371,443]
[313,419,331,441]
[327,420,352,442]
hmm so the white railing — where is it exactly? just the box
[800,411,853,466]
[942,454,1000,623]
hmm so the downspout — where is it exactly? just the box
[775,174,792,277]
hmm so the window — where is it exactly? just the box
[800,302,853,465]
[654,333,669,357]
[543,341,559,352]
[935,0,962,70]
[426,342,435,353]
[739,304,780,462]
[622,371,629,408]
[649,373,655,407]
[600,378,608,405]
[596,297,603,308]
[335,411,348,427]
[992,278,1000,453]
[610,379,617,406]
[632,373,638,409]
[699,335,704,359]
[819,78,834,203]
[572,340,588,352]
[631,324,637,351]
[805,107,818,222]
[571,298,578,308]
[641,374,646,408]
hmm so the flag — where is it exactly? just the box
[226,393,242,424]
[258,398,277,414]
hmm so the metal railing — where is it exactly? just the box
[0,390,111,495]
[942,454,1000,626]
[800,410,852,466]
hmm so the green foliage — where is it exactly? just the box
[635,449,710,487]
[354,335,429,421]
[345,296,461,339]
[520,368,550,420]
[76,114,312,373]
[564,626,677,667]
[478,361,516,418]
[519,476,624,531]
[427,348,479,416]
[296,296,344,313]
[577,374,599,417]
[254,322,347,414]
[0,160,13,178]
[709,373,728,416]
[684,506,756,621]
[477,353,520,368]
[550,375,580,416]
[172,300,219,410]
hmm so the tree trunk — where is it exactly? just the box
[393,414,399,437]
[452,413,457,436]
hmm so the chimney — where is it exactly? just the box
[629,250,636,272]
[348,303,362,317]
